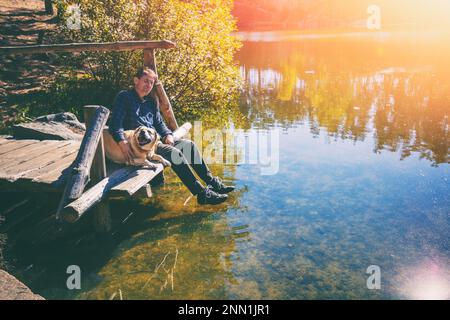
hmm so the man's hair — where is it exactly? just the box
[134,67,157,79]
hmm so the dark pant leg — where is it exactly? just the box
[173,139,213,183]
[156,142,203,195]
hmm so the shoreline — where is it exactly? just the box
[233,28,450,42]
[0,269,44,300]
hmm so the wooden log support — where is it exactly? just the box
[155,83,178,131]
[143,49,157,74]
[143,48,179,131]
[132,183,152,200]
[69,106,109,199]
[56,105,109,219]
[86,107,111,232]
[0,40,175,55]
[61,167,135,222]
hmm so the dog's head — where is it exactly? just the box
[134,126,159,151]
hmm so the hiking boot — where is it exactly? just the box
[197,185,228,205]
[207,176,235,194]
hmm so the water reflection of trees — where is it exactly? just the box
[237,40,450,165]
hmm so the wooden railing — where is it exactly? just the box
[0,40,175,54]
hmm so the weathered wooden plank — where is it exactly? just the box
[29,153,78,185]
[20,145,78,183]
[0,141,73,172]
[0,140,56,159]
[0,140,37,156]
[109,164,163,197]
[0,138,14,147]
[61,166,136,223]
[0,140,67,168]
[0,40,176,55]
[1,142,78,179]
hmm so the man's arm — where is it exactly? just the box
[109,91,128,143]
[109,91,134,163]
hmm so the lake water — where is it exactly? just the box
[4,31,450,299]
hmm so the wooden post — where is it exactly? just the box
[143,49,157,74]
[143,48,179,131]
[85,106,111,232]
[69,106,109,199]
[44,0,54,15]
[61,165,164,222]
[56,105,109,220]
[132,183,152,200]
[61,167,137,222]
[0,40,176,55]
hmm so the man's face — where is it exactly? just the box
[134,73,156,97]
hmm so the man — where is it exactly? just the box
[109,67,234,205]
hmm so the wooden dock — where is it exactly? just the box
[0,137,80,192]
[0,39,184,232]
[0,129,191,228]
[0,136,167,196]
[0,117,190,230]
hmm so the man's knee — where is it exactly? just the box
[156,146,184,165]
[174,139,195,157]
[156,144,174,158]
[176,139,195,148]
[157,144,182,163]
[169,146,186,165]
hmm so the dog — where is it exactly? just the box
[103,126,171,170]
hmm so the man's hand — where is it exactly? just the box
[163,134,174,146]
[118,140,134,164]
